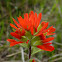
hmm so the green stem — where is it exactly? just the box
[29,37,32,59]
[29,45,31,59]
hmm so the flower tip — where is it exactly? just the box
[39,13,42,16]
[32,59,36,62]
[30,11,34,14]
[52,37,54,39]
[10,23,13,26]
[50,47,55,52]
[10,23,11,25]
[26,40,29,44]
[6,39,9,41]
[10,45,12,47]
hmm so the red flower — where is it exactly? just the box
[7,11,56,52]
[36,33,55,52]
[10,29,25,39]
[7,39,23,47]
[37,43,54,52]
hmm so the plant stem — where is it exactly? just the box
[29,39,31,59]
[29,45,31,59]
[21,47,25,62]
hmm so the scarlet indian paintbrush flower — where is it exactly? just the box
[7,11,56,52]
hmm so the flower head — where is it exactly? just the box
[7,11,56,51]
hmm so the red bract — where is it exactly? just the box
[7,11,56,52]
[7,39,23,47]
[10,29,25,39]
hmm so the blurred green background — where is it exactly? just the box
[0,0,62,62]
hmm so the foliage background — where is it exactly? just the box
[0,0,62,62]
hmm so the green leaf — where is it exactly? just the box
[21,36,28,42]
[25,31,32,40]
[22,36,27,38]
[37,24,42,31]
[31,36,40,44]
[20,43,28,48]
[31,46,42,56]
[33,41,42,46]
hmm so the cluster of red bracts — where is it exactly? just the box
[7,11,56,52]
